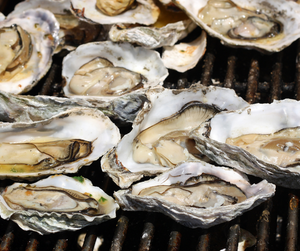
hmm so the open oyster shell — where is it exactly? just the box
[70,0,159,25]
[191,99,300,188]
[114,161,275,228]
[0,175,119,234]
[62,41,168,101]
[101,84,248,188]
[0,106,120,180]
[0,9,60,94]
[11,0,102,52]
[173,0,300,52]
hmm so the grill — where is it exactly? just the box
[0,1,300,250]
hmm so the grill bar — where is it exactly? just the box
[167,231,182,251]
[25,233,39,251]
[246,58,259,104]
[226,223,240,251]
[138,222,155,251]
[110,216,129,251]
[197,232,210,251]
[285,193,299,251]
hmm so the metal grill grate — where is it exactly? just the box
[1,1,300,250]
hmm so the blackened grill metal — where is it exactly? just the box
[1,1,300,250]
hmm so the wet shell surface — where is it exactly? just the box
[0,106,120,180]
[62,41,168,101]
[191,99,300,188]
[173,0,300,52]
[101,84,249,188]
[0,175,119,234]
[0,9,60,94]
[114,161,275,228]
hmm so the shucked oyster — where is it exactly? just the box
[0,9,59,94]
[173,0,300,52]
[101,84,248,188]
[0,106,120,180]
[62,41,168,101]
[0,175,119,234]
[191,99,300,188]
[70,0,159,25]
[114,161,275,228]
[11,0,102,52]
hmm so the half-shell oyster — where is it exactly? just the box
[114,161,275,228]
[0,175,119,234]
[191,99,300,188]
[0,106,120,180]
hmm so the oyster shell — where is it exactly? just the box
[162,30,207,72]
[0,175,119,234]
[0,9,59,94]
[191,99,300,188]
[0,90,146,125]
[108,0,197,49]
[114,161,275,228]
[11,0,102,52]
[70,0,159,25]
[173,0,300,52]
[62,41,168,101]
[0,106,120,180]
[101,84,248,188]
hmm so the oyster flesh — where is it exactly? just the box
[101,84,248,188]
[114,161,275,228]
[62,41,168,101]
[0,106,120,180]
[0,175,119,234]
[0,9,59,94]
[173,0,300,52]
[191,99,300,188]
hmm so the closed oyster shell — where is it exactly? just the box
[173,0,300,52]
[0,9,60,94]
[114,161,275,228]
[0,106,120,180]
[0,175,119,234]
[101,84,248,188]
[191,99,300,188]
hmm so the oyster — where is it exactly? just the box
[162,30,207,72]
[0,106,120,180]
[114,161,275,228]
[101,84,248,188]
[70,0,159,25]
[191,99,300,188]
[173,0,300,52]
[0,175,119,234]
[0,90,146,125]
[108,0,197,49]
[62,41,168,101]
[0,9,59,94]
[11,0,102,52]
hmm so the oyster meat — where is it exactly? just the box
[62,41,168,101]
[191,99,300,188]
[0,175,119,234]
[173,0,300,52]
[0,106,120,180]
[0,9,59,94]
[101,84,248,188]
[114,161,275,228]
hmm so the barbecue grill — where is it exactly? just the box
[0,1,299,250]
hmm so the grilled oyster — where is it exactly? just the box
[191,99,300,188]
[62,41,168,101]
[0,175,119,234]
[11,0,102,52]
[173,0,300,52]
[114,161,275,228]
[101,84,248,188]
[70,0,159,25]
[0,9,59,94]
[0,106,120,180]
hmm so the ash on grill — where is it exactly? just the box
[0,0,300,250]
